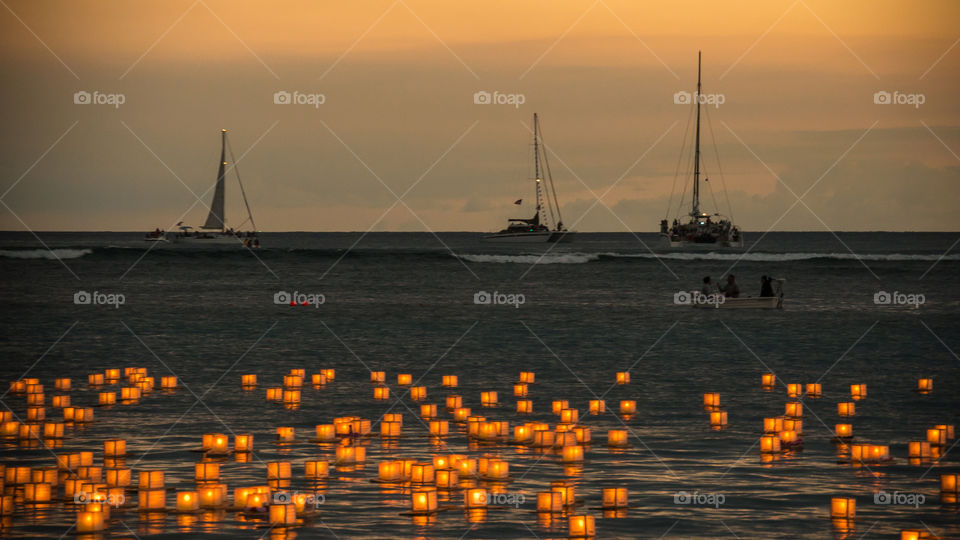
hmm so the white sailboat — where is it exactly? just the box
[483,113,574,243]
[660,52,742,248]
[172,129,260,248]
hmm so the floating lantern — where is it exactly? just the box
[104,368,120,380]
[381,421,402,437]
[276,426,295,442]
[24,482,52,502]
[436,469,457,489]
[552,400,569,415]
[835,424,853,439]
[908,441,932,458]
[779,430,799,445]
[532,429,555,448]
[710,411,728,428]
[917,378,933,392]
[831,497,855,518]
[620,400,636,415]
[26,392,44,406]
[397,373,412,386]
[370,371,385,383]
[104,439,126,457]
[538,491,564,513]
[99,392,116,406]
[411,386,427,401]
[241,374,257,387]
[941,473,959,494]
[76,465,102,482]
[267,462,291,480]
[453,407,471,422]
[321,368,335,381]
[305,460,329,479]
[138,377,155,392]
[26,406,45,421]
[177,491,199,512]
[53,378,71,391]
[602,487,628,509]
[517,400,533,414]
[703,393,720,409]
[139,471,164,489]
[316,424,336,442]
[0,420,18,436]
[412,487,438,514]
[138,488,166,510]
[589,400,605,415]
[51,395,69,408]
[421,404,438,419]
[486,460,509,480]
[335,444,365,465]
[514,425,533,443]
[806,383,822,398]
[105,468,131,487]
[411,463,435,483]
[616,372,630,385]
[445,395,462,411]
[838,402,855,417]
[234,433,253,453]
[851,444,890,463]
[561,408,579,424]
[520,371,535,383]
[373,386,389,400]
[442,375,458,387]
[569,515,596,538]
[0,495,11,515]
[311,373,327,386]
[465,488,487,508]
[282,375,302,389]
[900,530,928,540]
[195,462,220,482]
[562,445,584,463]
[76,511,105,532]
[481,391,498,407]
[289,368,305,377]
[785,402,802,418]
[88,374,105,386]
[18,423,41,441]
[456,457,477,477]
[927,428,946,446]
[282,389,301,405]
[31,467,57,485]
[269,503,296,525]
[934,424,954,439]
[245,491,268,510]
[787,383,802,398]
[760,435,781,453]
[514,383,528,397]
[783,418,802,434]
[429,420,449,436]
[199,485,225,507]
[761,373,775,388]
[573,426,592,444]
[608,430,628,447]
[850,384,867,400]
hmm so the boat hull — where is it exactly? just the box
[691,296,782,309]
[171,234,259,247]
[482,231,575,243]
[661,233,743,249]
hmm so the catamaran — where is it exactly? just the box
[483,113,574,243]
[660,52,742,248]
[172,129,260,247]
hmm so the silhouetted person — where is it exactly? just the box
[719,275,740,298]
[700,276,715,296]
[760,276,774,297]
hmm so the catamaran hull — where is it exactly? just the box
[171,235,258,247]
[482,231,575,243]
[661,234,743,249]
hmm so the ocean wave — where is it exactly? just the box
[0,248,93,260]
[455,251,960,264]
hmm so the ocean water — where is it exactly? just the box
[0,231,958,539]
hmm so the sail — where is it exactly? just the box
[202,131,227,230]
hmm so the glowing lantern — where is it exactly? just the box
[412,487,438,514]
[602,487,628,509]
[908,441,932,458]
[941,473,960,494]
[514,383,528,397]
[551,400,568,415]
[370,371,385,383]
[616,372,630,385]
[51,395,70,408]
[77,511,105,532]
[245,491,268,510]
[26,392,44,406]
[269,503,296,525]
[436,469,457,489]
[481,391,498,407]
[54,378,71,391]
[620,400,636,415]
[282,375,302,389]
[289,368,305,377]
[31,467,57,485]
[835,424,853,439]
[26,406,45,421]
[88,374,105,386]
[453,407,471,422]
[850,384,867,400]
[779,430,799,445]
[381,421,402,437]
[177,491,199,512]
[851,444,890,463]
[378,460,403,482]
[315,424,336,442]
[608,430,628,447]
[703,393,720,410]
[396,373,412,385]
[442,375,458,387]
[411,463,435,483]
[761,373,775,388]
[410,386,427,401]
[520,371,535,383]
[18,423,41,440]
[514,425,532,443]
[241,374,257,387]
[831,497,855,518]
[138,488,166,510]
[276,426,295,442]
[573,426,592,444]
[429,420,449,436]
[532,429,555,447]
[0,420,18,436]
[486,460,509,480]
[311,373,327,385]
[104,439,126,457]
[195,462,219,482]
[305,460,328,479]
[24,482,52,502]
[710,411,728,428]
[0,495,13,515]
[787,383,802,397]
[917,378,933,392]
[569,515,595,538]
[589,400,605,415]
[538,491,563,513]
[321,368,335,381]
[517,399,533,414]
[806,383,822,397]
[783,417,802,434]
[99,392,116,406]
[199,485,225,507]
[140,471,164,490]
[561,408,579,424]
[935,424,955,439]
[103,368,120,380]
[420,404,438,418]
[900,530,925,540]
[838,402,855,417]
[267,462,291,480]
[562,445,584,462]
[373,386,389,400]
[446,395,462,410]
[234,433,253,453]
[927,428,946,446]
[105,468,131,487]
[760,435,781,453]
[785,402,802,418]
[335,444,365,465]
[465,488,487,508]
[351,418,372,435]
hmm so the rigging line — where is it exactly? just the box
[704,105,735,222]
[677,113,696,219]
[226,134,257,231]
[667,100,695,221]
[538,120,563,228]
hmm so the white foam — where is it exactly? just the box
[0,248,93,260]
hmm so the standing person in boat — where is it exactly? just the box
[719,275,740,298]
[760,276,774,297]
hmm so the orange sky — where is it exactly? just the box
[1,0,958,231]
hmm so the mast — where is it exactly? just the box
[692,51,702,217]
[533,113,544,225]
[202,129,228,230]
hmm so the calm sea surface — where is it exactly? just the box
[0,232,958,539]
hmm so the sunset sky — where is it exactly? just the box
[1,0,958,231]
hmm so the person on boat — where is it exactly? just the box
[700,276,715,296]
[719,275,740,298]
[760,276,774,297]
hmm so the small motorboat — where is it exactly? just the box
[144,229,168,243]
[690,279,785,309]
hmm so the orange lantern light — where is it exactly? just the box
[411,487,438,514]
[569,515,596,538]
[276,426,295,442]
[195,462,219,482]
[620,400,636,415]
[234,433,253,453]
[269,503,297,525]
[465,488,487,508]
[562,445,584,463]
[104,439,126,457]
[602,487,628,509]
[940,473,959,494]
[98,392,116,406]
[589,400,605,415]
[370,371,385,383]
[481,391,498,407]
[445,394,462,410]
[420,403,438,419]
[452,407,471,422]
[917,378,933,392]
[537,491,564,513]
[760,435,781,454]
[616,372,630,385]
[806,383,822,397]
[519,371,535,383]
[373,386,389,400]
[608,429,628,447]
[54,378,71,391]
[315,424,336,442]
[787,383,802,398]
[517,399,533,414]
[710,411,728,428]
[831,496,855,518]
[397,373,412,385]
[381,420,402,437]
[267,461,291,480]
[761,373,775,388]
[838,402,855,417]
[514,383,528,397]
[410,386,427,401]
[76,511,105,532]
[835,424,852,439]
[850,384,867,400]
[703,392,720,409]
[305,460,329,479]
[429,420,449,436]
[241,374,257,387]
[442,375,458,387]
[785,402,802,418]
[177,491,199,512]
[908,441,932,458]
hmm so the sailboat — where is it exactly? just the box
[660,52,742,248]
[483,113,574,243]
[172,129,260,247]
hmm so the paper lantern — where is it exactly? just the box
[538,491,563,513]
[445,395,462,411]
[381,421,402,437]
[517,399,533,414]
[420,404,438,418]
[54,378,71,391]
[410,386,427,401]
[432,455,451,470]
[429,420,449,436]
[105,468,131,487]
[787,383,802,398]
[442,375,458,387]
[51,395,70,408]
[177,491,199,512]
[282,389,301,405]
[26,406,45,421]
[241,374,257,387]
[850,384,867,400]
[465,488,487,508]
[138,488,166,510]
[514,383,528,397]
[782,417,802,434]
[245,491,268,510]
[378,460,403,482]
[269,503,297,525]
[18,423,41,441]
[710,411,728,428]
[562,445,584,463]
[900,530,926,540]
[561,408,579,424]
[703,393,720,410]
[103,368,120,380]
[785,402,802,418]
[139,471,164,489]
[76,466,102,482]
[276,427,295,442]
[908,441,932,458]
[435,469,457,489]
[838,402,855,417]
[76,511,105,532]
[934,424,954,439]
[481,391,498,407]
[0,420,18,436]
[514,425,533,443]
[486,460,509,479]
[31,467,57,485]
[230,433,252,453]
[806,383,822,397]
[927,428,946,446]
[831,497,855,518]
[397,374,412,385]
[547,400,567,415]
[589,400,605,415]
[99,392,116,406]
[760,435,781,453]
[267,461,292,480]
[556,431,578,447]
[941,473,959,494]
[370,371,385,383]
[569,515,595,538]
[335,444,365,464]
[373,386,389,400]
[835,424,853,439]
[138,377,155,392]
[602,487,628,509]
[916,378,933,392]
[452,407,471,422]
[779,430,799,445]
[574,426,592,444]
[321,368,335,381]
[195,462,219,482]
[851,444,890,463]
[198,484,225,507]
[412,487,438,514]
[26,392,44,406]
[608,430,628,447]
[315,424,336,442]
[0,495,13,515]
[761,373,775,388]
[121,387,141,401]
[619,400,636,415]
[616,372,630,385]
[311,373,327,386]
[520,371,535,383]
[88,374,105,386]
[304,460,328,479]
[283,375,302,389]
[411,463,435,483]
[24,482,51,502]
[532,429,555,448]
